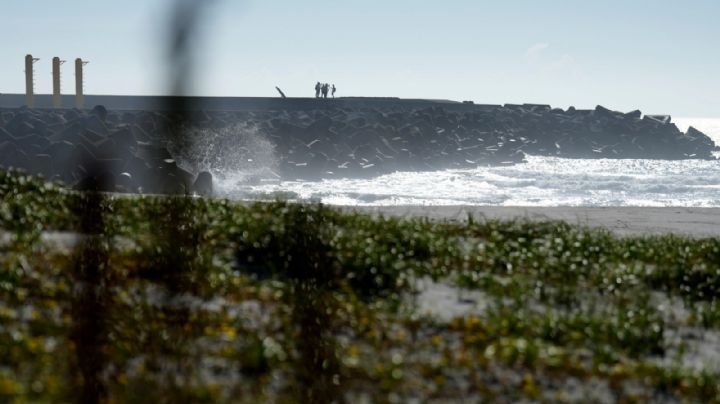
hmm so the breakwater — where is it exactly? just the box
[0,96,716,194]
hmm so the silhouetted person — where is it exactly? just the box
[321,83,329,98]
[331,84,336,98]
[315,82,321,98]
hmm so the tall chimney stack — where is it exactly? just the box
[25,54,39,108]
[52,57,65,109]
[75,58,88,109]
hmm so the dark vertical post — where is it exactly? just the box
[71,188,109,404]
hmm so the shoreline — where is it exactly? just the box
[346,205,720,237]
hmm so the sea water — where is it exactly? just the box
[214,118,720,207]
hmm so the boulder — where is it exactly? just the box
[0,142,28,170]
[14,134,49,152]
[0,127,14,143]
[4,114,35,137]
[624,110,642,120]
[175,166,195,192]
[109,126,138,150]
[130,124,151,142]
[44,140,77,164]
[63,109,82,122]
[594,105,621,119]
[91,105,108,122]
[646,115,671,124]
[116,172,136,193]
[31,154,53,177]
[157,171,186,194]
[134,144,173,163]
[193,171,213,196]
[83,115,110,137]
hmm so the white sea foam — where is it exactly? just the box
[216,118,720,207]
[169,123,279,185]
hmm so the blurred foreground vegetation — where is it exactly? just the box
[1,170,720,403]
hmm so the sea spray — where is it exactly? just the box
[167,123,280,192]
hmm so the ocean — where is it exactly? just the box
[214,118,720,207]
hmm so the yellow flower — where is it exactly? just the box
[221,325,237,339]
[431,335,443,346]
[522,374,540,398]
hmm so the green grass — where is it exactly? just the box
[1,169,720,402]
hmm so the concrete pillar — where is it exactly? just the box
[25,54,39,108]
[52,57,65,109]
[75,58,87,109]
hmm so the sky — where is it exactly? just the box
[1,0,719,117]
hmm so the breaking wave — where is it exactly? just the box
[216,118,720,207]
[169,124,280,190]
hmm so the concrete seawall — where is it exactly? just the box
[0,94,502,112]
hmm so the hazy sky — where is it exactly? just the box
[2,0,719,116]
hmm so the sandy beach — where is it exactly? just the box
[349,206,720,237]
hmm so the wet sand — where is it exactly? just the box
[348,206,720,237]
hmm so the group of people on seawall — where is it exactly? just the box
[314,82,336,98]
